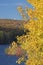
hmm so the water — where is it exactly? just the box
[0,45,24,65]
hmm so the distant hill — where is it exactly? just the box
[0,19,26,31]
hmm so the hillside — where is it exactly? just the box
[0,19,26,31]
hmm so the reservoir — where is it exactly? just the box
[0,45,24,65]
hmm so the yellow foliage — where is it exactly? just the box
[17,0,43,65]
[5,0,43,65]
[27,0,43,20]
[5,41,17,55]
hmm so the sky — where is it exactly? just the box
[0,0,33,20]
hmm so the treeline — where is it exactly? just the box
[0,29,26,45]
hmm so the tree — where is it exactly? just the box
[5,0,43,65]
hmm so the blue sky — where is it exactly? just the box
[0,0,33,20]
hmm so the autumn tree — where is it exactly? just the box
[5,0,43,65]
